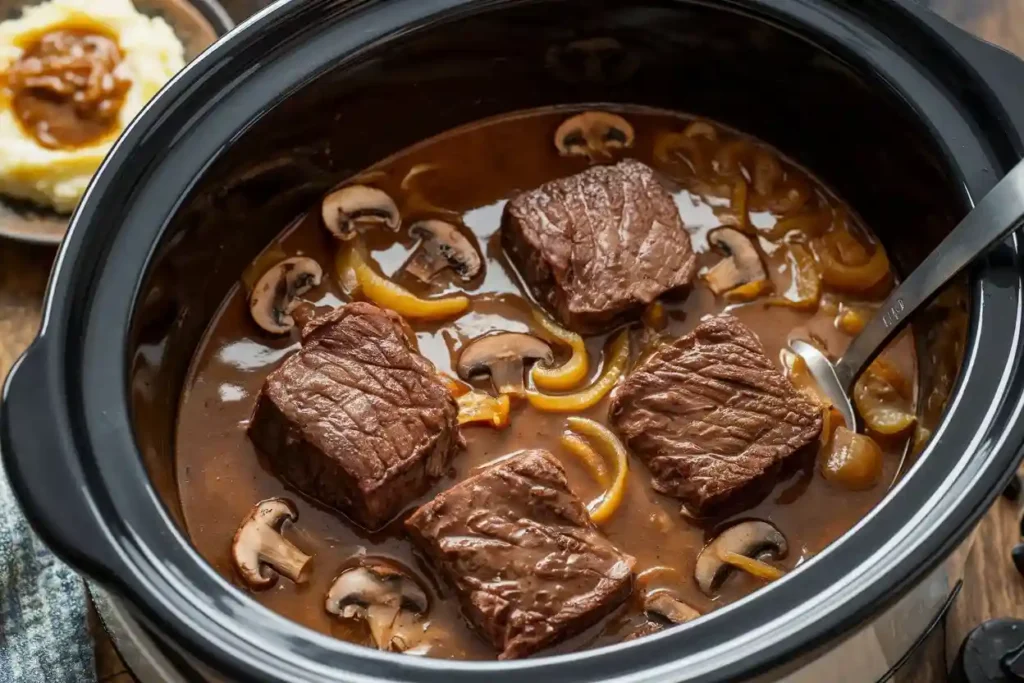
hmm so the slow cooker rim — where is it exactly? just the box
[14,0,1024,681]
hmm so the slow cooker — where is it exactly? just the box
[3,0,1024,680]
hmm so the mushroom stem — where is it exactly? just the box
[366,603,402,650]
[405,249,447,283]
[490,361,527,397]
[259,534,313,584]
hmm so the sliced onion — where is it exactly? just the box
[718,551,784,581]
[813,230,890,293]
[854,359,915,435]
[561,431,612,488]
[760,210,832,242]
[821,427,883,491]
[768,243,821,310]
[566,417,630,525]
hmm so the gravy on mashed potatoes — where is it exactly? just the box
[0,0,185,213]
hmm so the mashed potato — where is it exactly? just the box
[0,0,185,213]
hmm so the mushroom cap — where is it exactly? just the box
[321,185,400,240]
[694,520,788,595]
[248,257,323,334]
[325,558,429,651]
[555,111,635,158]
[643,590,701,625]
[232,498,311,590]
[325,559,429,619]
[405,219,483,282]
[704,227,766,295]
[457,333,553,378]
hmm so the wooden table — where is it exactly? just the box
[0,1,1019,681]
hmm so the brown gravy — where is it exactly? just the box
[4,27,131,149]
[175,106,915,659]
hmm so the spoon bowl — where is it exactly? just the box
[792,339,855,430]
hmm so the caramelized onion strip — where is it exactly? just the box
[560,431,612,488]
[565,417,629,525]
[653,121,717,175]
[456,392,511,429]
[531,310,590,392]
[812,231,890,292]
[718,551,785,581]
[527,330,629,412]
[718,178,752,234]
[768,244,821,310]
[335,243,469,320]
[643,301,667,331]
[761,211,832,242]
[654,133,706,174]
[854,358,915,435]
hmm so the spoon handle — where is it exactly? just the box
[834,158,1024,392]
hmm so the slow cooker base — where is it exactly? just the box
[88,582,956,683]
[90,585,197,683]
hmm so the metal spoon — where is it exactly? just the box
[792,159,1024,430]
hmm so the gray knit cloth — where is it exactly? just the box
[0,468,95,682]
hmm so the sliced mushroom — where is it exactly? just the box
[403,220,482,283]
[325,559,429,652]
[248,257,323,334]
[457,333,553,397]
[232,498,312,590]
[555,111,635,159]
[694,520,788,595]
[643,590,701,625]
[703,228,767,295]
[321,185,400,240]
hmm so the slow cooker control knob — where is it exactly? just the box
[1004,474,1022,502]
[1012,543,1024,577]
[952,619,1024,682]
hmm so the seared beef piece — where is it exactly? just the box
[248,302,462,530]
[502,159,697,333]
[406,450,636,659]
[609,314,822,517]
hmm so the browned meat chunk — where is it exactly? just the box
[609,314,822,517]
[501,158,697,333]
[248,302,462,530]
[406,450,635,659]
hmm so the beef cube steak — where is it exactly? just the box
[406,450,635,659]
[609,314,822,517]
[248,302,461,530]
[501,158,697,333]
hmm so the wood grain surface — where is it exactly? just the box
[0,1,1017,681]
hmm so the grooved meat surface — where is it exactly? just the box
[248,302,462,530]
[406,450,636,659]
[501,158,697,333]
[609,314,822,516]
